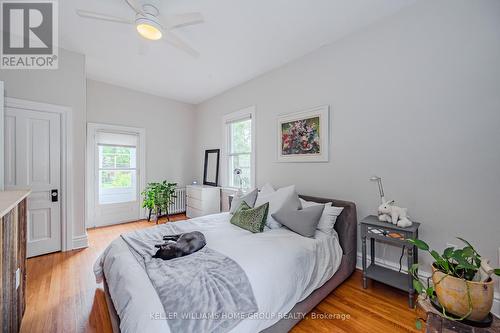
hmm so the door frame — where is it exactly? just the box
[86,122,146,228]
[5,97,74,252]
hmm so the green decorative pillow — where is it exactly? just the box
[230,201,269,233]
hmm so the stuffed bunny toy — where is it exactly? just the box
[377,200,413,227]
[478,258,495,282]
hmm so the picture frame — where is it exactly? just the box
[277,105,329,162]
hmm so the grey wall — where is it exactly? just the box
[86,79,196,187]
[0,48,87,244]
[193,0,500,270]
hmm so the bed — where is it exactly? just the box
[96,195,357,333]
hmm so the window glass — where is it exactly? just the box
[98,145,137,204]
[230,119,251,153]
[99,146,136,169]
[227,118,252,189]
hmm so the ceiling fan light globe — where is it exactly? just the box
[136,23,162,40]
[135,16,162,40]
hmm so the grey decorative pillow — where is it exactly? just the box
[229,188,258,214]
[230,201,269,233]
[271,204,325,238]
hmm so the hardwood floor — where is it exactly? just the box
[20,215,421,333]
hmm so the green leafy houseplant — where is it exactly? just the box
[408,237,500,321]
[141,181,177,222]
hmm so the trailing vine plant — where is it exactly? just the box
[408,237,500,321]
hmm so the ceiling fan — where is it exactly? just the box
[76,0,203,57]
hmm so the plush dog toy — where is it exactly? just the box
[377,200,413,228]
[153,231,206,260]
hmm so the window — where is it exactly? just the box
[99,144,135,182]
[95,131,139,205]
[224,107,255,189]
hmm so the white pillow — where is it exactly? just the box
[229,188,258,214]
[259,183,275,194]
[255,185,301,229]
[300,198,344,235]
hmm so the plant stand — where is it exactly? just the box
[417,295,500,332]
[147,208,170,224]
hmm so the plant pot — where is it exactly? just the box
[432,265,494,321]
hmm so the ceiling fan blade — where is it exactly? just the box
[164,31,199,58]
[164,12,204,29]
[125,0,145,15]
[76,10,133,24]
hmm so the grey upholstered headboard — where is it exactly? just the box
[299,195,357,259]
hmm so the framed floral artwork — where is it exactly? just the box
[277,105,329,162]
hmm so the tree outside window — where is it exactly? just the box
[227,118,252,189]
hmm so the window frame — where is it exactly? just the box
[222,106,256,189]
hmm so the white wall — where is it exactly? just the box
[193,0,500,273]
[86,79,196,188]
[0,48,87,248]
[0,55,196,246]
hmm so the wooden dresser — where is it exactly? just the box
[0,190,30,333]
[186,185,221,218]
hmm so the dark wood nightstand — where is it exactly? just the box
[360,215,421,308]
[418,295,500,332]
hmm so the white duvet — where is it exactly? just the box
[94,213,342,333]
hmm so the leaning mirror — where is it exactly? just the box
[203,149,220,186]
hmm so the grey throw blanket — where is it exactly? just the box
[121,224,258,333]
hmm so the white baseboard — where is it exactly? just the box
[72,234,89,250]
[355,252,500,317]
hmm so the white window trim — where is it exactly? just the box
[221,106,256,189]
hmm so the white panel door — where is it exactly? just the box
[5,107,61,257]
[87,126,142,228]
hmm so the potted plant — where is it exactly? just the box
[408,237,500,321]
[141,181,177,223]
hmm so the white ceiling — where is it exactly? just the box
[60,0,415,104]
